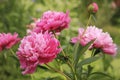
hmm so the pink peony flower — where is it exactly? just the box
[88,2,99,13]
[0,33,20,51]
[16,32,61,74]
[71,26,117,56]
[33,11,70,33]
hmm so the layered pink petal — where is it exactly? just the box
[17,31,61,74]
[0,33,20,51]
[71,26,117,56]
[33,11,70,33]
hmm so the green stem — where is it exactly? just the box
[68,61,77,80]
[72,15,93,80]
[52,31,77,80]
[55,59,63,71]
[30,74,34,80]
[81,14,92,37]
[45,64,71,80]
[86,14,92,27]
[53,31,77,80]
[52,31,66,56]
[10,48,16,57]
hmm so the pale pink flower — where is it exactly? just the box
[71,26,117,56]
[71,26,102,46]
[16,32,61,74]
[0,33,20,51]
[33,11,70,33]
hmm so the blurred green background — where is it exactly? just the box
[0,0,120,80]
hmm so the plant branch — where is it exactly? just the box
[52,31,77,80]
[86,14,92,27]
[10,48,17,58]
[45,64,71,80]
[52,31,66,56]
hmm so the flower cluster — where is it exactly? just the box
[71,26,117,56]
[17,32,61,74]
[0,33,20,51]
[16,11,70,74]
[0,10,117,76]
[0,1,118,79]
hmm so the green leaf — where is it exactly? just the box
[64,71,73,80]
[76,56,101,78]
[10,55,18,61]
[93,48,101,56]
[77,56,101,68]
[38,65,49,70]
[87,65,93,77]
[73,40,95,68]
[89,72,113,79]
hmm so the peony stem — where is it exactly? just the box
[45,64,71,80]
[52,31,77,80]
[52,31,66,56]
[80,14,92,38]
[30,74,34,80]
[10,48,17,57]
[86,14,92,27]
[81,14,92,38]
[67,61,77,80]
[55,59,63,71]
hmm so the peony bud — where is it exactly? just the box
[88,2,98,13]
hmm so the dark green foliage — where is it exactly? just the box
[0,0,34,79]
[0,0,34,36]
[110,8,120,26]
[0,49,30,80]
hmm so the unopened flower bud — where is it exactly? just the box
[88,2,98,13]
